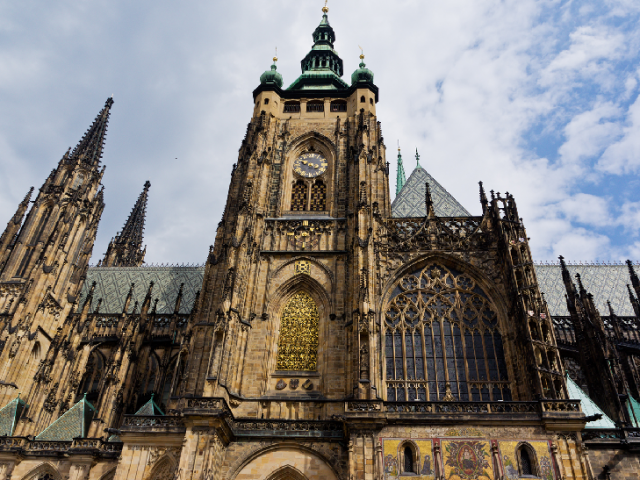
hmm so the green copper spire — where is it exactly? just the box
[415,148,422,169]
[287,4,348,91]
[396,145,406,195]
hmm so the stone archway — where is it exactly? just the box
[234,447,338,480]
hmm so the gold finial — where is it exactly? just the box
[358,45,365,60]
[322,0,329,13]
[273,47,278,63]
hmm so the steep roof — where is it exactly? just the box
[565,375,616,429]
[79,266,204,315]
[0,397,26,436]
[135,396,165,416]
[535,264,638,316]
[391,166,471,218]
[36,396,96,441]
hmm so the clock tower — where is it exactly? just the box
[182,4,389,411]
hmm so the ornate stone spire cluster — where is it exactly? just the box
[101,181,151,267]
[68,97,114,166]
[395,145,406,196]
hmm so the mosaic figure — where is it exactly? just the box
[445,441,491,480]
[539,456,554,480]
[384,453,398,479]
[421,454,432,475]
[503,455,518,480]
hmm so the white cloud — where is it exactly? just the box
[0,0,638,265]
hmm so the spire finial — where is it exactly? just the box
[273,47,278,64]
[358,45,364,61]
[396,141,406,196]
[322,0,329,13]
[479,181,488,215]
[415,149,422,169]
[102,181,151,267]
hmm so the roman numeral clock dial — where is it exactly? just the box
[293,153,327,178]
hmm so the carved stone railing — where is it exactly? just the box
[346,400,581,416]
[28,441,71,451]
[541,400,581,412]
[122,415,185,428]
[228,419,343,439]
[0,437,122,455]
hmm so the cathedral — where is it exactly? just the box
[0,5,639,480]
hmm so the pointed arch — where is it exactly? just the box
[77,348,106,402]
[382,256,512,402]
[267,465,308,480]
[147,455,177,480]
[21,462,62,480]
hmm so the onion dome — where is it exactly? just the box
[351,54,374,85]
[260,57,284,88]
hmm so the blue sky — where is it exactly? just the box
[0,0,639,263]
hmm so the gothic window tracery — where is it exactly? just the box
[276,292,319,371]
[78,350,104,402]
[310,180,327,211]
[291,181,308,211]
[384,263,511,402]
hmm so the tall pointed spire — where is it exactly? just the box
[101,181,150,267]
[70,97,114,167]
[395,144,406,196]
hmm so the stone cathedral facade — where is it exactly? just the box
[0,6,639,480]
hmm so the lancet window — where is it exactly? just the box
[291,181,308,211]
[78,350,104,402]
[310,180,327,211]
[276,292,319,371]
[384,264,511,402]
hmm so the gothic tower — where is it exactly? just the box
[0,98,111,407]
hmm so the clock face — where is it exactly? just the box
[293,152,327,178]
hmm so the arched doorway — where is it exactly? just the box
[234,447,338,480]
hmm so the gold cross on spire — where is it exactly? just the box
[273,47,278,63]
[323,0,329,13]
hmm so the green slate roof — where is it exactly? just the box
[0,397,26,436]
[80,266,204,315]
[36,396,95,441]
[135,396,164,416]
[627,395,640,427]
[391,166,471,218]
[565,375,616,429]
[535,264,638,316]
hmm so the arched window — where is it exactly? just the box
[360,96,366,103]
[306,101,324,113]
[310,180,327,211]
[160,357,177,409]
[276,292,319,371]
[370,98,374,105]
[384,263,510,402]
[139,353,159,396]
[264,98,269,105]
[283,102,300,113]
[403,445,415,473]
[28,342,41,365]
[518,445,536,476]
[78,350,105,402]
[330,100,347,112]
[291,180,308,211]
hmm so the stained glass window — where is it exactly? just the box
[276,292,319,371]
[384,263,511,401]
[310,180,327,211]
[291,180,308,211]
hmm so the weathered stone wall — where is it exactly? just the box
[587,448,640,480]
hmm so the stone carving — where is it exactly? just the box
[275,379,286,390]
[302,379,313,390]
[289,379,299,390]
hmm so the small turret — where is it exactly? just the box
[351,52,374,86]
[260,56,284,88]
